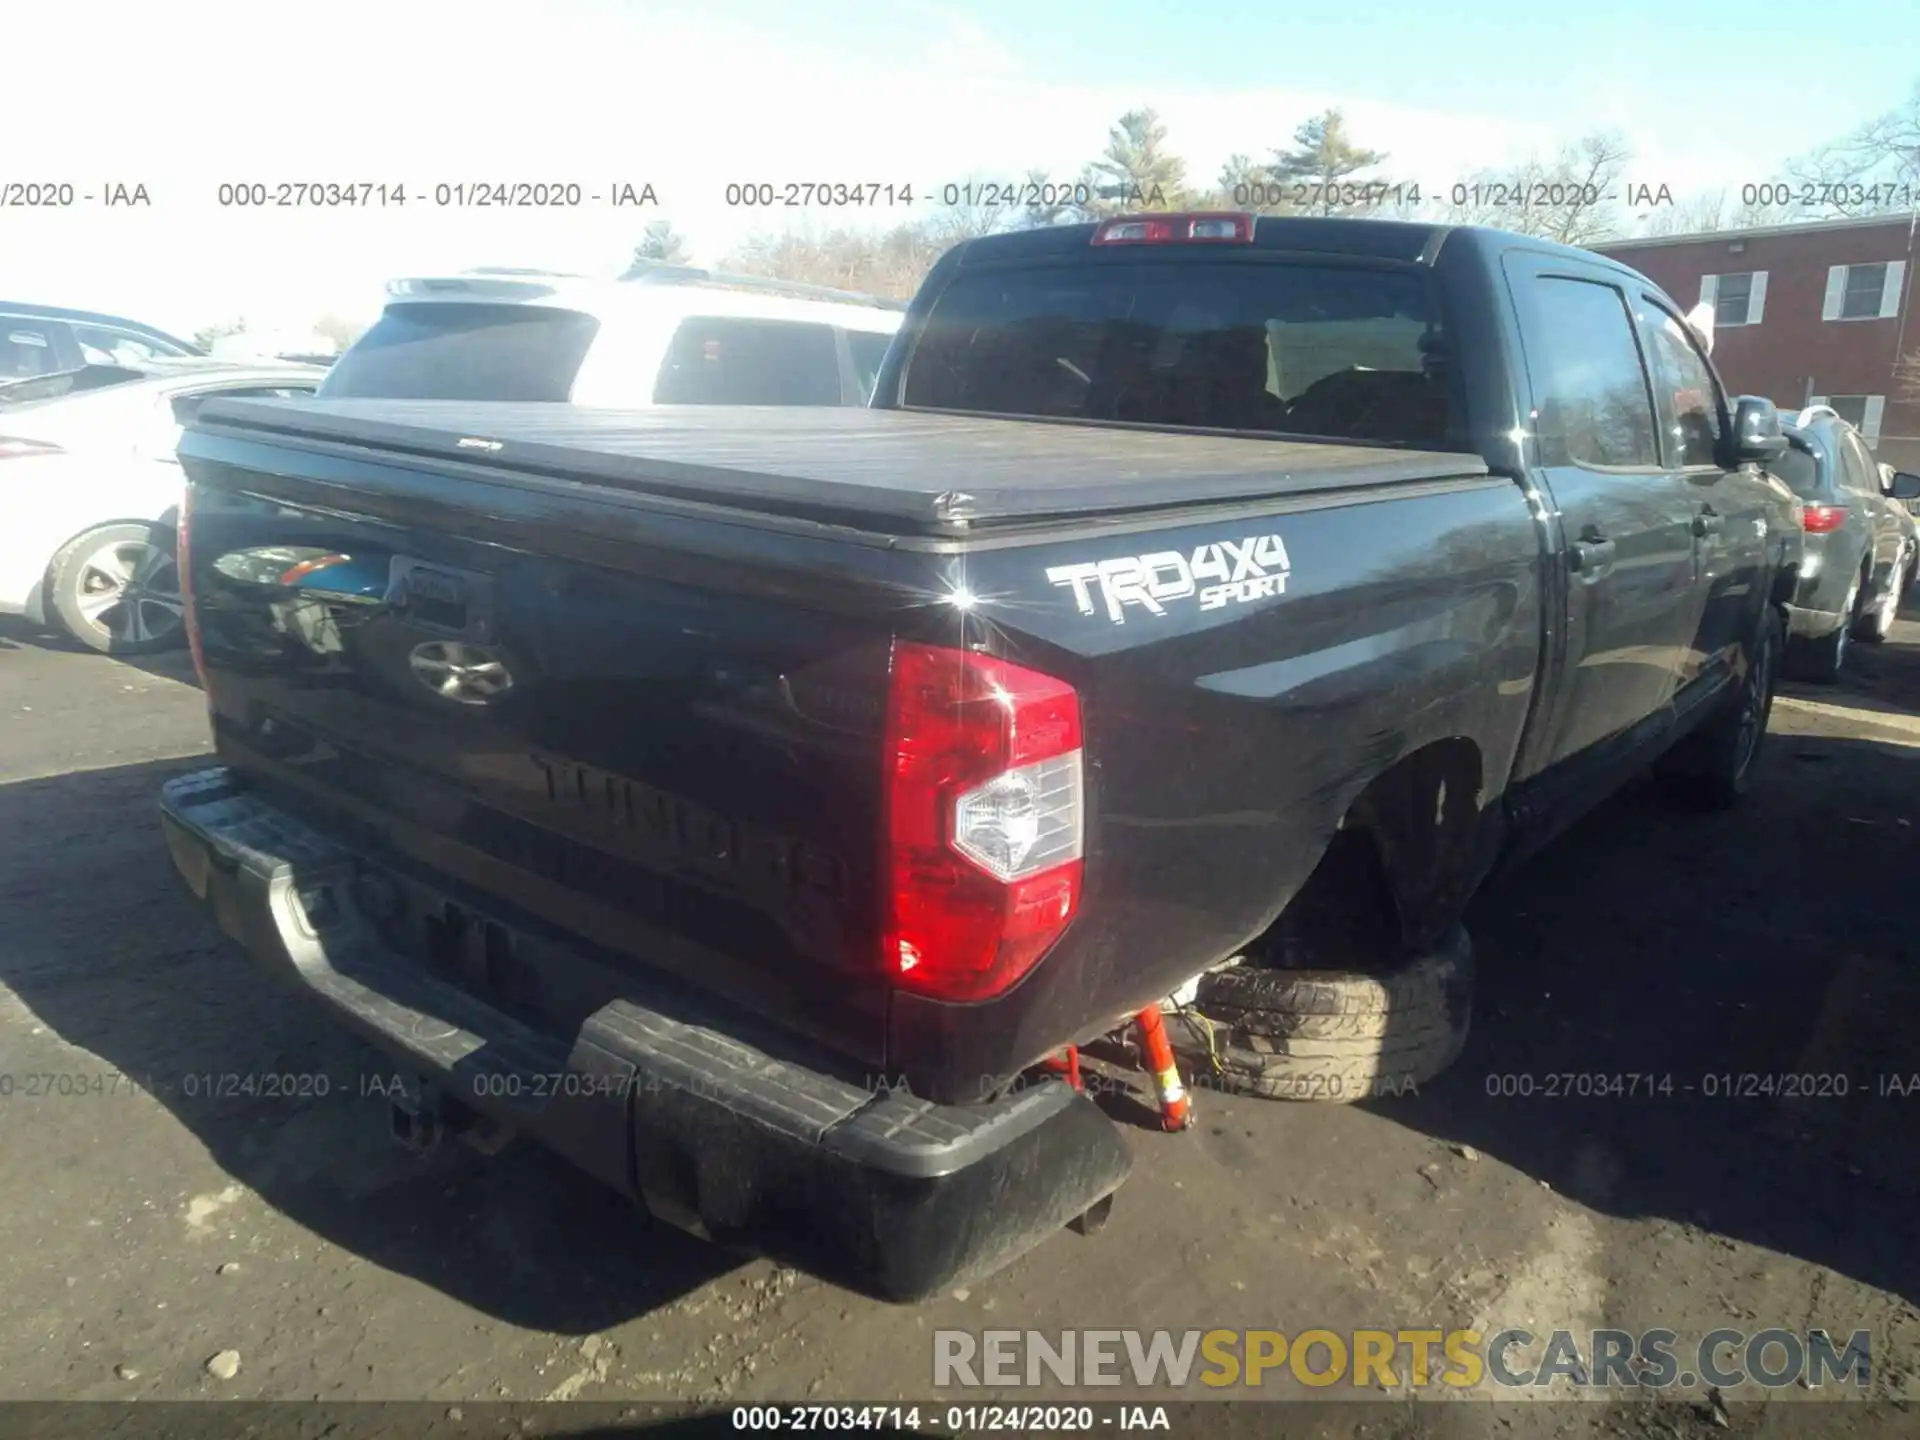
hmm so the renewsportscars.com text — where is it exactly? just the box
[932,1328,1871,1392]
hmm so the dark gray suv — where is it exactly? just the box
[1773,407,1920,680]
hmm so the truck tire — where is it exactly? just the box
[1660,606,1781,809]
[1167,926,1473,1103]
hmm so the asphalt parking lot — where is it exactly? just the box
[2,610,1919,1436]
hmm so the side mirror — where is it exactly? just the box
[1727,396,1787,465]
[1891,471,1920,502]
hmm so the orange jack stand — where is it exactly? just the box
[1041,1044,1083,1092]
[1134,1005,1194,1131]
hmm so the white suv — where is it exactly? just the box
[319,268,904,407]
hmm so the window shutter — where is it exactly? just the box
[1822,266,1846,321]
[1747,271,1768,325]
[1881,261,1907,320]
[1863,396,1885,441]
[1699,274,1719,308]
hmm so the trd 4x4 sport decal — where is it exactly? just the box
[1045,534,1292,625]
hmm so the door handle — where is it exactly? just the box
[1693,507,1724,537]
[1568,527,1616,573]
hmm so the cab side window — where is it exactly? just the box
[1835,429,1883,497]
[1641,302,1724,468]
[1523,278,1660,469]
[2,321,63,378]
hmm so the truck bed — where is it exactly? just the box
[193,398,1488,535]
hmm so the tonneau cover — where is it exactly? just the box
[189,397,1489,534]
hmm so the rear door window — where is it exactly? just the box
[1835,428,1883,497]
[319,303,601,400]
[1519,277,1660,469]
[2,321,64,379]
[900,261,1457,445]
[651,318,843,405]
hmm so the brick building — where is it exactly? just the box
[1596,214,1919,472]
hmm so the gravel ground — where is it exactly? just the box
[2,610,1918,1438]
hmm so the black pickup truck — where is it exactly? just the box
[160,214,1801,1300]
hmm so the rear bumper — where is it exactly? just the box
[1783,600,1846,640]
[157,766,1131,1302]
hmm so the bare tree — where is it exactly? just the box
[193,319,245,351]
[1444,132,1631,245]
[1636,186,1789,237]
[1784,81,1920,216]
[920,173,1023,247]
[1898,348,1920,405]
[721,220,946,301]
[310,313,367,352]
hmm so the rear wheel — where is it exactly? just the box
[46,522,186,655]
[1662,606,1781,809]
[1856,552,1908,644]
[1797,574,1861,683]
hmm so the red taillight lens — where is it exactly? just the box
[0,436,65,460]
[882,641,1086,1002]
[1803,503,1849,534]
[1091,212,1254,245]
[177,482,211,688]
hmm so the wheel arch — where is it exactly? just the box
[1254,737,1496,968]
[44,512,179,578]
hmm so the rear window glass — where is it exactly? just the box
[899,262,1457,446]
[1772,436,1824,497]
[319,303,600,401]
[847,329,893,404]
[651,317,842,406]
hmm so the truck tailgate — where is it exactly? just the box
[177,420,909,1068]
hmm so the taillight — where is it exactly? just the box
[1091,212,1255,245]
[882,641,1086,1002]
[1803,503,1849,534]
[0,436,65,460]
[177,482,211,689]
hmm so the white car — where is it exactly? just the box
[0,358,326,653]
[319,267,905,407]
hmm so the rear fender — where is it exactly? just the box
[1340,738,1493,952]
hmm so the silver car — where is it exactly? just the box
[1773,407,1917,680]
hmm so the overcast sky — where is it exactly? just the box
[6,0,1912,337]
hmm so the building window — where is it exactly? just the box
[1701,271,1765,326]
[1843,265,1886,319]
[1823,261,1907,322]
[1811,394,1887,443]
